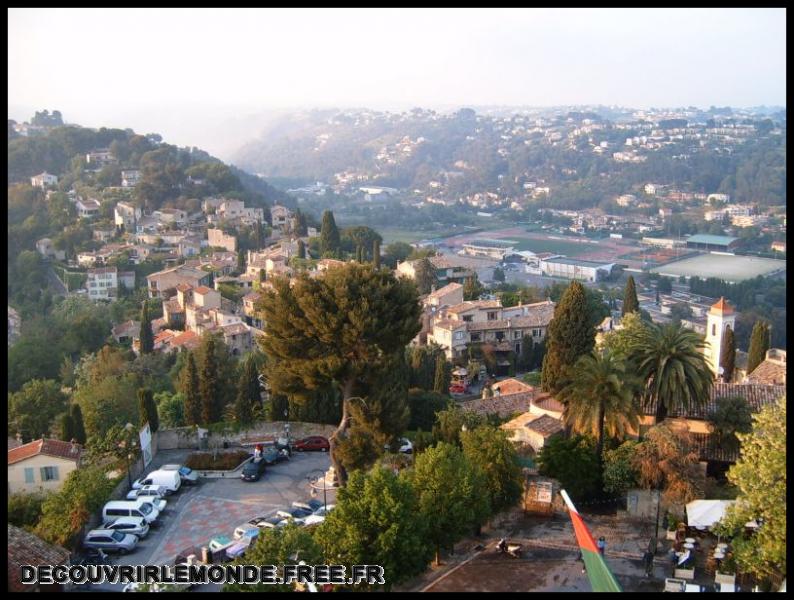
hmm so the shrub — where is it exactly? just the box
[184,450,250,470]
[8,491,51,529]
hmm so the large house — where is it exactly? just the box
[76,197,101,219]
[121,169,141,188]
[397,255,476,286]
[146,265,211,298]
[85,266,135,301]
[30,171,58,188]
[114,201,141,230]
[428,298,556,364]
[207,228,237,252]
[270,204,294,229]
[8,438,83,494]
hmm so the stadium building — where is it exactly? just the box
[540,257,615,282]
[685,234,740,252]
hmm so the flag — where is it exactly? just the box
[561,489,622,592]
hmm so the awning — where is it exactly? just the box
[685,500,733,528]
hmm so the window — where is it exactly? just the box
[462,315,473,322]
[712,324,716,336]
[487,311,498,321]
[533,329,541,338]
[24,468,34,484]
[513,331,522,340]
[454,331,464,340]
[495,331,505,341]
[470,332,482,342]
[40,466,59,482]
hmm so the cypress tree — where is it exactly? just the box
[373,239,381,269]
[295,209,308,236]
[434,353,449,394]
[259,269,266,282]
[297,239,306,259]
[541,281,595,394]
[199,336,221,424]
[320,210,341,257]
[415,258,436,295]
[356,245,363,263]
[181,352,202,426]
[234,376,254,425]
[235,355,261,425]
[70,404,87,444]
[138,388,159,433]
[720,326,736,382]
[59,413,75,442]
[139,301,154,354]
[237,249,245,273]
[622,276,639,316]
[253,220,262,250]
[746,320,770,375]
[519,335,534,371]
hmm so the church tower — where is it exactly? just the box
[704,297,735,379]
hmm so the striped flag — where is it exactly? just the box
[561,489,622,592]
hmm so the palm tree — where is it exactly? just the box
[627,321,713,423]
[557,349,641,464]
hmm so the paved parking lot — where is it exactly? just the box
[92,449,332,591]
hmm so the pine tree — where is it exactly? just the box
[720,326,736,382]
[541,281,595,394]
[434,353,449,394]
[70,404,87,444]
[181,352,202,426]
[137,388,159,432]
[139,301,154,354]
[59,413,75,442]
[297,239,306,259]
[746,320,770,375]
[320,210,341,257]
[373,239,381,269]
[199,336,221,424]
[622,276,639,316]
[234,355,261,425]
[237,249,245,273]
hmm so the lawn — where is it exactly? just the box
[513,237,598,257]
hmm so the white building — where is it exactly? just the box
[86,267,118,301]
[76,198,101,219]
[703,297,736,380]
[121,169,142,188]
[30,172,58,188]
[114,201,141,230]
[540,257,614,282]
[207,228,237,253]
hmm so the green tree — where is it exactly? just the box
[408,443,489,565]
[746,320,770,375]
[35,464,119,547]
[628,321,713,422]
[414,258,436,295]
[720,325,736,382]
[372,239,381,269]
[493,267,505,283]
[407,389,449,432]
[180,352,202,426]
[257,263,421,486]
[198,336,222,424]
[541,281,595,394]
[431,405,485,447]
[8,491,50,529]
[139,301,154,354]
[602,440,640,496]
[463,273,483,300]
[708,396,752,454]
[70,403,87,445]
[58,412,76,442]
[600,311,646,360]
[383,241,413,268]
[537,435,601,501]
[433,353,450,394]
[233,357,259,426]
[9,379,69,442]
[224,522,323,592]
[460,425,523,514]
[319,210,341,257]
[297,239,306,259]
[154,391,185,428]
[715,396,785,585]
[236,249,245,273]
[557,350,640,465]
[294,209,308,236]
[316,468,432,590]
[74,373,140,440]
[137,388,159,433]
[632,424,702,504]
[622,275,639,316]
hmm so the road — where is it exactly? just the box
[46,265,69,295]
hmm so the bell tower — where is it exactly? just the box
[704,297,735,379]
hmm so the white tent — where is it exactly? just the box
[686,499,734,528]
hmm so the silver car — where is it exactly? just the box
[84,529,138,554]
[102,516,150,539]
[160,464,200,486]
[126,487,167,512]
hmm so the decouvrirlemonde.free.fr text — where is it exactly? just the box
[21,564,386,586]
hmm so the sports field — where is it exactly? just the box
[651,253,786,282]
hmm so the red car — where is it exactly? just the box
[449,384,467,394]
[292,436,330,452]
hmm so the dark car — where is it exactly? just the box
[292,436,330,452]
[241,458,267,482]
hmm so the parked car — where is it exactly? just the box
[126,484,167,500]
[449,384,467,394]
[292,499,323,513]
[132,469,181,494]
[83,529,138,554]
[103,500,160,525]
[276,506,313,525]
[241,458,267,481]
[126,487,168,512]
[160,464,200,485]
[102,516,150,539]
[303,504,336,527]
[292,436,330,452]
[383,438,413,454]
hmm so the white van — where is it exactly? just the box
[132,469,182,494]
[103,499,160,525]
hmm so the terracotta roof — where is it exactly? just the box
[193,286,213,295]
[459,391,535,418]
[243,292,262,302]
[492,378,534,396]
[176,283,193,292]
[427,282,463,299]
[746,360,786,385]
[8,525,70,591]
[644,383,786,420]
[154,329,176,345]
[524,414,564,437]
[112,319,140,337]
[8,438,82,465]
[433,319,468,332]
[446,300,502,314]
[170,330,200,349]
[710,297,734,315]
[467,311,554,331]
[222,323,250,336]
[532,394,565,414]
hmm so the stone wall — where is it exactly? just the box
[156,422,337,451]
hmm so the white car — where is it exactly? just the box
[302,504,336,527]
[160,464,200,486]
[102,516,150,539]
[384,438,413,454]
[126,487,167,512]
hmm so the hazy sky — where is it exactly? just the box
[8,8,786,156]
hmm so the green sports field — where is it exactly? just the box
[513,238,599,257]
